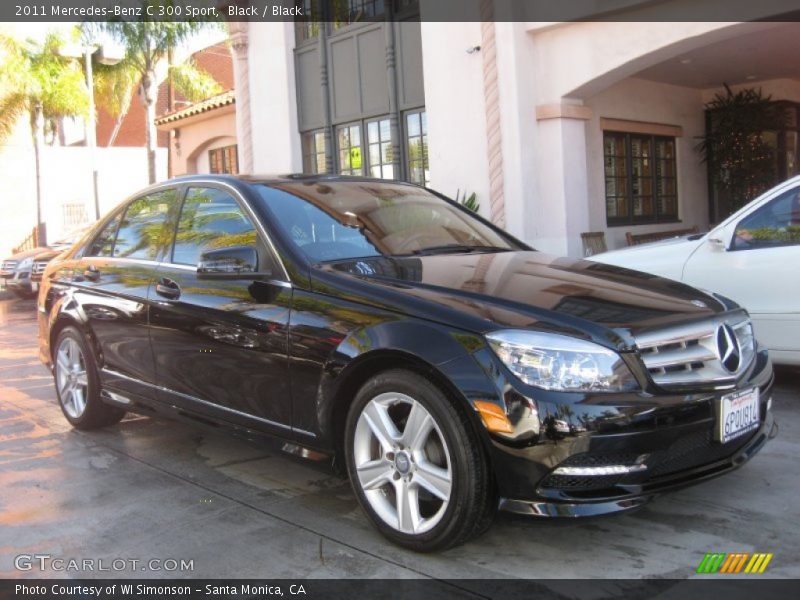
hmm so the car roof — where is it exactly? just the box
[164,173,421,187]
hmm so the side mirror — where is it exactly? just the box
[706,225,731,251]
[197,246,259,279]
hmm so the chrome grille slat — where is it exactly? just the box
[641,345,719,369]
[1,260,18,272]
[636,323,715,349]
[32,261,48,275]
[636,315,755,390]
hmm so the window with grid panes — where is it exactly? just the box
[332,0,386,30]
[336,123,363,175]
[604,131,678,226]
[302,130,328,174]
[367,118,394,179]
[405,110,428,186]
[209,145,238,175]
[295,0,322,42]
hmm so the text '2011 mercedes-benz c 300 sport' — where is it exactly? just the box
[38,175,776,551]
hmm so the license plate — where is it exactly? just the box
[717,387,760,443]
[31,282,39,292]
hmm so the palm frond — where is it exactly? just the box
[0,32,27,95]
[169,61,222,103]
[0,92,28,142]
[93,59,140,118]
[0,29,88,141]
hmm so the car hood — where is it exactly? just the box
[33,249,61,261]
[609,234,701,253]
[315,250,728,351]
[3,247,51,261]
[589,235,703,275]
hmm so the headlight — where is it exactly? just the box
[16,257,33,271]
[486,330,639,392]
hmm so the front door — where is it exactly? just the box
[683,185,800,357]
[147,185,294,433]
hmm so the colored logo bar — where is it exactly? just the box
[696,553,773,574]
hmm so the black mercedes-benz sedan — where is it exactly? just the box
[38,175,776,551]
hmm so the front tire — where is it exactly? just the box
[53,327,125,430]
[11,288,36,300]
[345,369,495,551]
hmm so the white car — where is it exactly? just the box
[591,175,800,365]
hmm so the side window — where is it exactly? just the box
[114,189,179,260]
[733,188,800,250]
[85,212,122,257]
[172,187,259,266]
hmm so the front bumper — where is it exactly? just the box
[500,409,775,517]
[4,271,36,293]
[468,345,775,517]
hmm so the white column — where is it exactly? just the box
[247,22,302,173]
[531,105,592,257]
[228,22,254,174]
[421,22,492,217]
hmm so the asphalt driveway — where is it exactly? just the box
[1,296,799,580]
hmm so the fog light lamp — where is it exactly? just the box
[552,464,647,476]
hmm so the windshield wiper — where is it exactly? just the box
[409,244,510,256]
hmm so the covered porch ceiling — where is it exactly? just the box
[635,23,800,89]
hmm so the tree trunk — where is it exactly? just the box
[141,69,159,184]
[32,104,46,247]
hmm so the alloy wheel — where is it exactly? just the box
[55,337,89,419]
[353,392,453,535]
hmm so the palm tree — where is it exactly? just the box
[0,31,89,246]
[89,18,221,184]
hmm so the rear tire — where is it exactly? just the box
[53,327,125,430]
[345,369,495,551]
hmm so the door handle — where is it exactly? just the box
[84,264,100,281]
[155,277,181,300]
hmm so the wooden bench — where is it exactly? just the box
[626,226,698,246]
[580,231,607,256]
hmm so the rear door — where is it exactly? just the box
[73,187,182,401]
[147,184,294,434]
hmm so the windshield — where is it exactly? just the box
[256,181,518,262]
[52,225,92,248]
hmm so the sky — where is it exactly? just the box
[0,21,228,58]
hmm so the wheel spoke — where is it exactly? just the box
[62,388,76,416]
[66,339,77,367]
[395,479,421,534]
[58,376,71,397]
[356,458,393,491]
[74,370,88,387]
[73,388,86,416]
[362,401,401,451]
[401,400,434,452]
[56,350,70,374]
[415,460,452,502]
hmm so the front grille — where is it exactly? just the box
[557,452,642,468]
[1,260,18,273]
[636,315,755,389]
[32,260,48,275]
[648,429,755,478]
[540,473,623,491]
